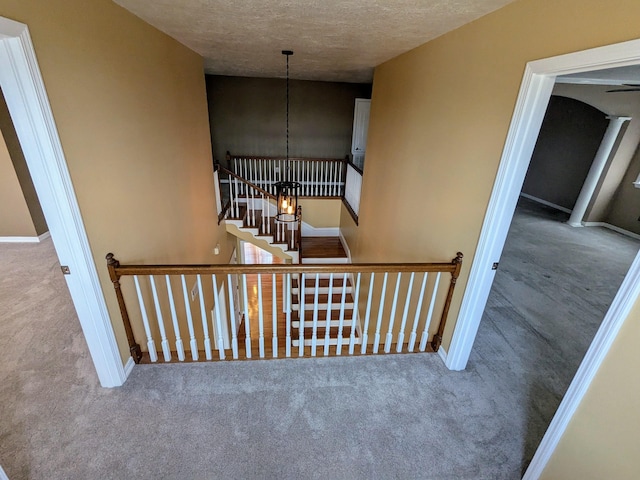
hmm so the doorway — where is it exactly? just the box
[0,17,124,386]
[443,38,640,477]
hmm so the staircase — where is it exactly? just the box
[290,237,361,350]
[217,166,363,352]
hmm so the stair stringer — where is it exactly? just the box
[224,222,298,263]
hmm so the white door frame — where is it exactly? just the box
[443,38,640,477]
[0,17,128,387]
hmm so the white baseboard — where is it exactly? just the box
[301,222,339,237]
[0,464,8,480]
[583,222,640,240]
[338,229,352,263]
[0,235,39,243]
[123,356,135,379]
[438,345,448,364]
[0,230,51,243]
[520,192,573,214]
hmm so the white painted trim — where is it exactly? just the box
[583,222,640,241]
[519,192,573,214]
[301,222,339,237]
[440,37,640,479]
[437,345,447,364]
[524,252,640,479]
[0,231,51,243]
[0,17,126,387]
[0,464,8,480]
[123,356,135,378]
[0,236,39,243]
[338,229,353,263]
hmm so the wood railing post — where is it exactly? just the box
[431,252,464,352]
[106,253,142,363]
[226,150,232,170]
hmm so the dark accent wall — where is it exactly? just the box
[206,75,371,164]
[522,95,608,210]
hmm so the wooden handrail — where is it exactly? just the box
[227,151,346,164]
[107,256,462,277]
[216,165,275,199]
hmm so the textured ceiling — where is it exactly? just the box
[113,0,517,83]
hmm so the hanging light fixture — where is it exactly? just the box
[275,50,301,222]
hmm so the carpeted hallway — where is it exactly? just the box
[1,198,638,479]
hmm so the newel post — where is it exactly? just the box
[431,252,464,352]
[106,253,142,364]
[226,150,232,170]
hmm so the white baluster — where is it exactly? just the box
[261,193,266,233]
[348,273,361,355]
[373,272,389,354]
[286,273,292,357]
[234,176,240,217]
[319,161,324,196]
[212,274,225,360]
[299,273,305,357]
[330,161,336,196]
[197,274,212,360]
[384,273,402,353]
[336,272,348,355]
[272,273,278,358]
[149,276,171,362]
[257,274,265,358]
[180,274,198,360]
[311,273,320,356]
[396,272,415,353]
[165,275,185,361]
[409,273,428,352]
[242,273,252,358]
[313,162,318,196]
[227,274,239,359]
[360,272,375,354]
[133,275,158,362]
[323,273,334,356]
[420,272,442,352]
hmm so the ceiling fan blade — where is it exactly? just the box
[606,88,640,93]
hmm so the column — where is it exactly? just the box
[567,116,631,227]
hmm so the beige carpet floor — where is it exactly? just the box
[1,199,638,479]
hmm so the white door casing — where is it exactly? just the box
[0,17,128,387]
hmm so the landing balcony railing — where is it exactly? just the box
[106,253,463,365]
[226,151,347,198]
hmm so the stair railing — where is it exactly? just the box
[217,164,301,251]
[226,151,346,198]
[106,252,463,365]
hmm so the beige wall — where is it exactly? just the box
[299,199,341,228]
[0,128,35,237]
[541,297,640,479]
[604,144,640,234]
[341,0,640,347]
[0,0,233,363]
[339,0,640,472]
